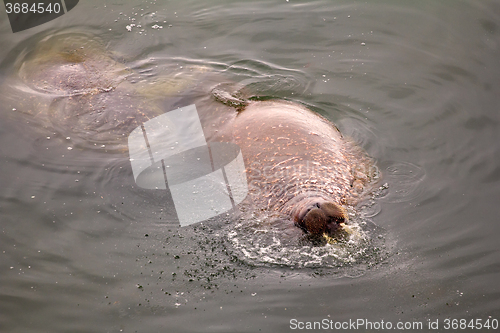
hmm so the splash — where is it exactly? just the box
[224,204,386,270]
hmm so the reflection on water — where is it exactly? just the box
[1,0,500,332]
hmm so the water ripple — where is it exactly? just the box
[379,161,426,203]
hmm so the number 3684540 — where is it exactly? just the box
[5,2,62,14]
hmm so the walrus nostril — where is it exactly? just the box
[319,202,347,222]
[303,209,328,235]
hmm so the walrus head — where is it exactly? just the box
[291,197,347,236]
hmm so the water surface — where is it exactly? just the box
[1,0,500,332]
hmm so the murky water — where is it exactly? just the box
[1,0,500,332]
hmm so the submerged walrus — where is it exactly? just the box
[1,30,210,150]
[215,99,377,241]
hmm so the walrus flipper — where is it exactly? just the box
[211,83,249,111]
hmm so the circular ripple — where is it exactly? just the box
[380,161,426,203]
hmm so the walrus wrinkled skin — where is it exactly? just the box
[216,100,374,240]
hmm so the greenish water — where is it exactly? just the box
[1,0,500,332]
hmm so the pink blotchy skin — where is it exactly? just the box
[216,100,373,238]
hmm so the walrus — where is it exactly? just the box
[214,99,376,242]
[1,30,210,150]
[3,30,376,243]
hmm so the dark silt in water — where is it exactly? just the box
[1,0,500,332]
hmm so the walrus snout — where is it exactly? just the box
[293,198,347,236]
